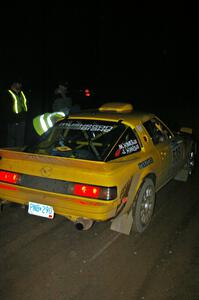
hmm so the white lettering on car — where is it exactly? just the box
[118,139,140,154]
[138,157,154,169]
[59,122,113,133]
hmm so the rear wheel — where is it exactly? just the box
[133,178,155,233]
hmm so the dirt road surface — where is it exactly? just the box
[1,158,199,300]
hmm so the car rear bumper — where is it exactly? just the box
[0,183,118,221]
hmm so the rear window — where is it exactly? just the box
[26,119,140,161]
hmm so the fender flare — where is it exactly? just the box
[110,173,156,235]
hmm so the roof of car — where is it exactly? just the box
[68,103,155,126]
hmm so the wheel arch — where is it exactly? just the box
[120,171,157,215]
[132,173,156,208]
[132,176,156,233]
[110,172,156,235]
[145,172,156,187]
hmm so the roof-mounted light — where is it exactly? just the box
[99,102,133,113]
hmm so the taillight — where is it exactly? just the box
[74,184,100,198]
[0,170,20,184]
[68,182,117,200]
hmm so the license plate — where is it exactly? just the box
[28,202,54,219]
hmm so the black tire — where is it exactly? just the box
[133,178,155,233]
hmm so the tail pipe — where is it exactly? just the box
[75,218,94,231]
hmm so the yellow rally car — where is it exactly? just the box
[0,102,196,234]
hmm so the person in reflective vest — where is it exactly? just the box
[33,110,68,136]
[0,80,28,147]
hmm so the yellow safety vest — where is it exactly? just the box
[33,112,65,136]
[8,89,28,114]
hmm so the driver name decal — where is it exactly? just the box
[118,139,140,155]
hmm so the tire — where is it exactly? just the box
[187,144,197,176]
[133,178,155,233]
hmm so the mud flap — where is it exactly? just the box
[110,173,140,235]
[174,168,189,182]
[110,209,133,235]
[0,200,10,213]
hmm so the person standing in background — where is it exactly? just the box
[52,81,72,112]
[0,79,28,147]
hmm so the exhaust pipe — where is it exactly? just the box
[75,218,94,231]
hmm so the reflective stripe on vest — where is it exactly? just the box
[8,89,28,114]
[47,112,65,128]
[40,114,49,133]
[33,112,65,136]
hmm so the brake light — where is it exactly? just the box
[71,183,117,200]
[74,184,100,198]
[0,170,20,184]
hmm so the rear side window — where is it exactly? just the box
[143,118,172,145]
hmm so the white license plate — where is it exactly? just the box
[28,202,54,219]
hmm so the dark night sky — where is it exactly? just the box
[1,2,198,119]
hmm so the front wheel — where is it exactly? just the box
[132,178,155,233]
[187,144,197,175]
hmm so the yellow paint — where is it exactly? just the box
[0,102,191,224]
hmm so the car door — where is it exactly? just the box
[170,135,185,177]
[143,117,173,186]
